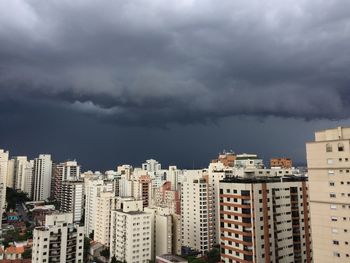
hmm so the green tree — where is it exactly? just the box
[100,247,110,258]
[84,237,91,262]
[111,256,118,263]
[206,247,220,263]
[22,248,32,259]
[5,188,30,211]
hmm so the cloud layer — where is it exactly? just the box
[1,0,350,125]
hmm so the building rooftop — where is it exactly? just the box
[156,254,188,263]
[220,175,308,184]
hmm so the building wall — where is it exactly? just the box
[0,149,9,229]
[32,154,52,201]
[307,127,350,262]
[181,176,212,254]
[220,178,312,263]
[32,213,84,263]
[110,209,152,263]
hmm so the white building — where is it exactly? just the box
[110,198,152,263]
[6,158,15,188]
[60,180,84,223]
[32,213,84,263]
[145,206,173,259]
[181,173,214,254]
[0,149,9,229]
[23,160,33,197]
[32,154,53,201]
[13,156,30,191]
[142,159,161,174]
[84,178,114,236]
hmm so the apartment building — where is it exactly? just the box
[181,174,214,254]
[0,149,9,229]
[94,191,117,246]
[84,178,114,236]
[32,213,84,263]
[32,154,52,201]
[52,161,80,200]
[145,206,173,259]
[60,180,84,223]
[110,199,152,263]
[306,126,350,262]
[219,176,312,263]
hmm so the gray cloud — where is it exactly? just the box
[1,0,350,126]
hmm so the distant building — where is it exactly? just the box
[212,151,236,167]
[142,159,161,173]
[32,213,84,263]
[0,149,9,229]
[60,180,84,223]
[52,161,80,201]
[219,176,312,263]
[32,154,52,201]
[270,157,292,169]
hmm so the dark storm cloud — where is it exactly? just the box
[1,0,350,125]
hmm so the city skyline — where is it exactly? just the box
[1,1,350,170]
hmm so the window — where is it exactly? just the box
[327,144,333,152]
[330,193,336,198]
[328,170,335,176]
[338,143,344,152]
[331,216,338,221]
[330,182,335,186]
[328,159,334,165]
[333,252,340,257]
[333,240,339,245]
[330,204,337,209]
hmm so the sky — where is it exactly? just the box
[1,0,350,171]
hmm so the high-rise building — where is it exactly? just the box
[145,206,173,259]
[94,191,117,246]
[84,178,114,236]
[110,198,152,263]
[0,149,9,229]
[219,176,312,263]
[52,161,80,201]
[13,156,29,190]
[306,126,350,262]
[60,180,84,223]
[23,160,33,197]
[32,154,53,201]
[6,158,15,188]
[181,174,214,254]
[32,213,84,263]
[142,159,161,174]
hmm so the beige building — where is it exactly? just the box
[306,126,350,262]
[0,149,9,229]
[181,173,214,254]
[109,199,152,263]
[219,176,312,263]
[94,191,117,246]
